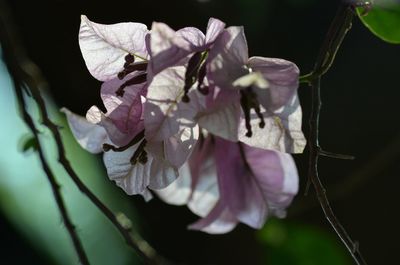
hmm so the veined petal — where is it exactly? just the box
[155,164,192,205]
[86,105,132,147]
[146,140,179,190]
[144,66,204,141]
[248,56,299,111]
[239,94,306,153]
[103,145,151,195]
[61,108,107,154]
[164,126,200,168]
[205,18,226,45]
[242,145,299,218]
[214,138,267,228]
[157,138,219,218]
[148,22,193,76]
[177,27,205,48]
[208,26,249,88]
[188,201,237,234]
[79,15,148,81]
[197,87,241,141]
[214,138,299,229]
[100,76,145,137]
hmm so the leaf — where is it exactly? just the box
[257,219,352,265]
[19,135,38,153]
[357,1,400,44]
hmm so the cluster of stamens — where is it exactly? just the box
[240,88,265,137]
[116,54,148,97]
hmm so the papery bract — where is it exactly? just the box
[148,18,225,76]
[79,15,149,81]
[144,66,202,168]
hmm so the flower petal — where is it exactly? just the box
[205,18,226,44]
[79,15,148,81]
[144,66,204,141]
[86,105,132,147]
[239,94,306,153]
[103,145,151,195]
[148,22,194,76]
[100,76,145,136]
[188,201,237,234]
[208,26,249,88]
[154,163,192,205]
[197,87,241,141]
[177,27,205,47]
[214,138,299,229]
[146,140,179,190]
[248,56,299,111]
[242,144,299,218]
[61,108,107,154]
[164,126,199,168]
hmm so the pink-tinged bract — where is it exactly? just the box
[79,15,149,81]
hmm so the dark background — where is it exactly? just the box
[1,0,400,264]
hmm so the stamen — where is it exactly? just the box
[196,63,209,95]
[240,91,253,137]
[254,104,265,128]
[116,72,147,97]
[102,130,145,152]
[130,139,147,165]
[138,150,148,164]
[240,87,266,137]
[198,85,209,95]
[118,62,148,80]
[125,54,135,64]
[183,51,209,102]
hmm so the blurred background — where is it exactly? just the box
[1,0,399,264]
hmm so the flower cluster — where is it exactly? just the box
[63,15,306,233]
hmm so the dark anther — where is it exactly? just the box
[198,85,209,95]
[182,93,190,103]
[196,63,209,95]
[124,54,135,64]
[118,62,148,80]
[240,88,266,137]
[102,144,112,152]
[186,52,203,79]
[254,104,265,128]
[240,91,253,138]
[183,52,203,102]
[138,150,148,164]
[116,72,147,97]
[130,139,147,165]
[182,51,211,102]
[102,130,145,152]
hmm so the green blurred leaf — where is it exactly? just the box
[357,1,400,44]
[257,219,352,265]
[20,136,38,153]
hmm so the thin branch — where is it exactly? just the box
[303,2,368,265]
[13,75,91,265]
[0,5,90,265]
[0,1,167,264]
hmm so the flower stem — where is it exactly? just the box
[304,2,367,265]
